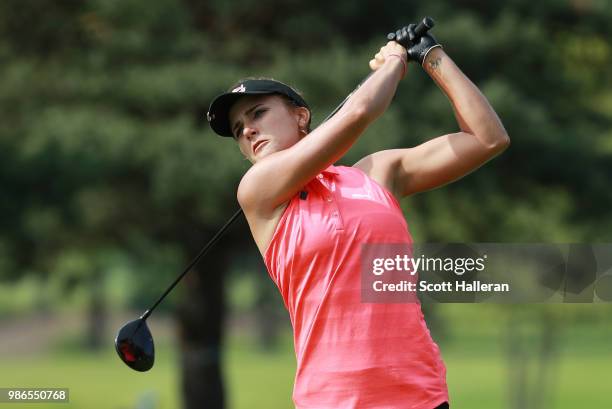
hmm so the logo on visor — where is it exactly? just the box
[232,84,247,93]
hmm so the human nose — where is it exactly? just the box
[243,125,258,140]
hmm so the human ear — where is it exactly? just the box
[296,107,310,129]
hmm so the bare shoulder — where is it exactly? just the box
[236,165,262,213]
[237,165,289,256]
[352,149,406,199]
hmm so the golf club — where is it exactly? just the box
[115,17,436,372]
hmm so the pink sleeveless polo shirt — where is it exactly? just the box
[263,165,449,409]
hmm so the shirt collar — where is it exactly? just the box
[321,164,339,176]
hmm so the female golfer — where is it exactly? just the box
[207,27,509,409]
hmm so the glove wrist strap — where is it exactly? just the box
[421,44,443,67]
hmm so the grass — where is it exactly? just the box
[0,346,179,409]
[0,306,611,408]
[1,342,610,409]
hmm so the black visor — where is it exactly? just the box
[206,79,309,137]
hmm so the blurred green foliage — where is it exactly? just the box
[1,2,610,260]
[1,1,610,291]
[0,0,611,406]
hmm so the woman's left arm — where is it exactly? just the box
[354,47,510,198]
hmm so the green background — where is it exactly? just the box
[1,0,611,407]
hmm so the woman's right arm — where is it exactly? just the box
[238,41,407,215]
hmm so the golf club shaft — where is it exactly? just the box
[141,82,361,321]
[140,18,434,320]
[141,91,358,321]
[141,207,243,320]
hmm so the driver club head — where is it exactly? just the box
[115,318,155,372]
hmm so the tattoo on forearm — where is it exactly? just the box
[428,57,442,71]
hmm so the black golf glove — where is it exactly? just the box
[392,24,442,66]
